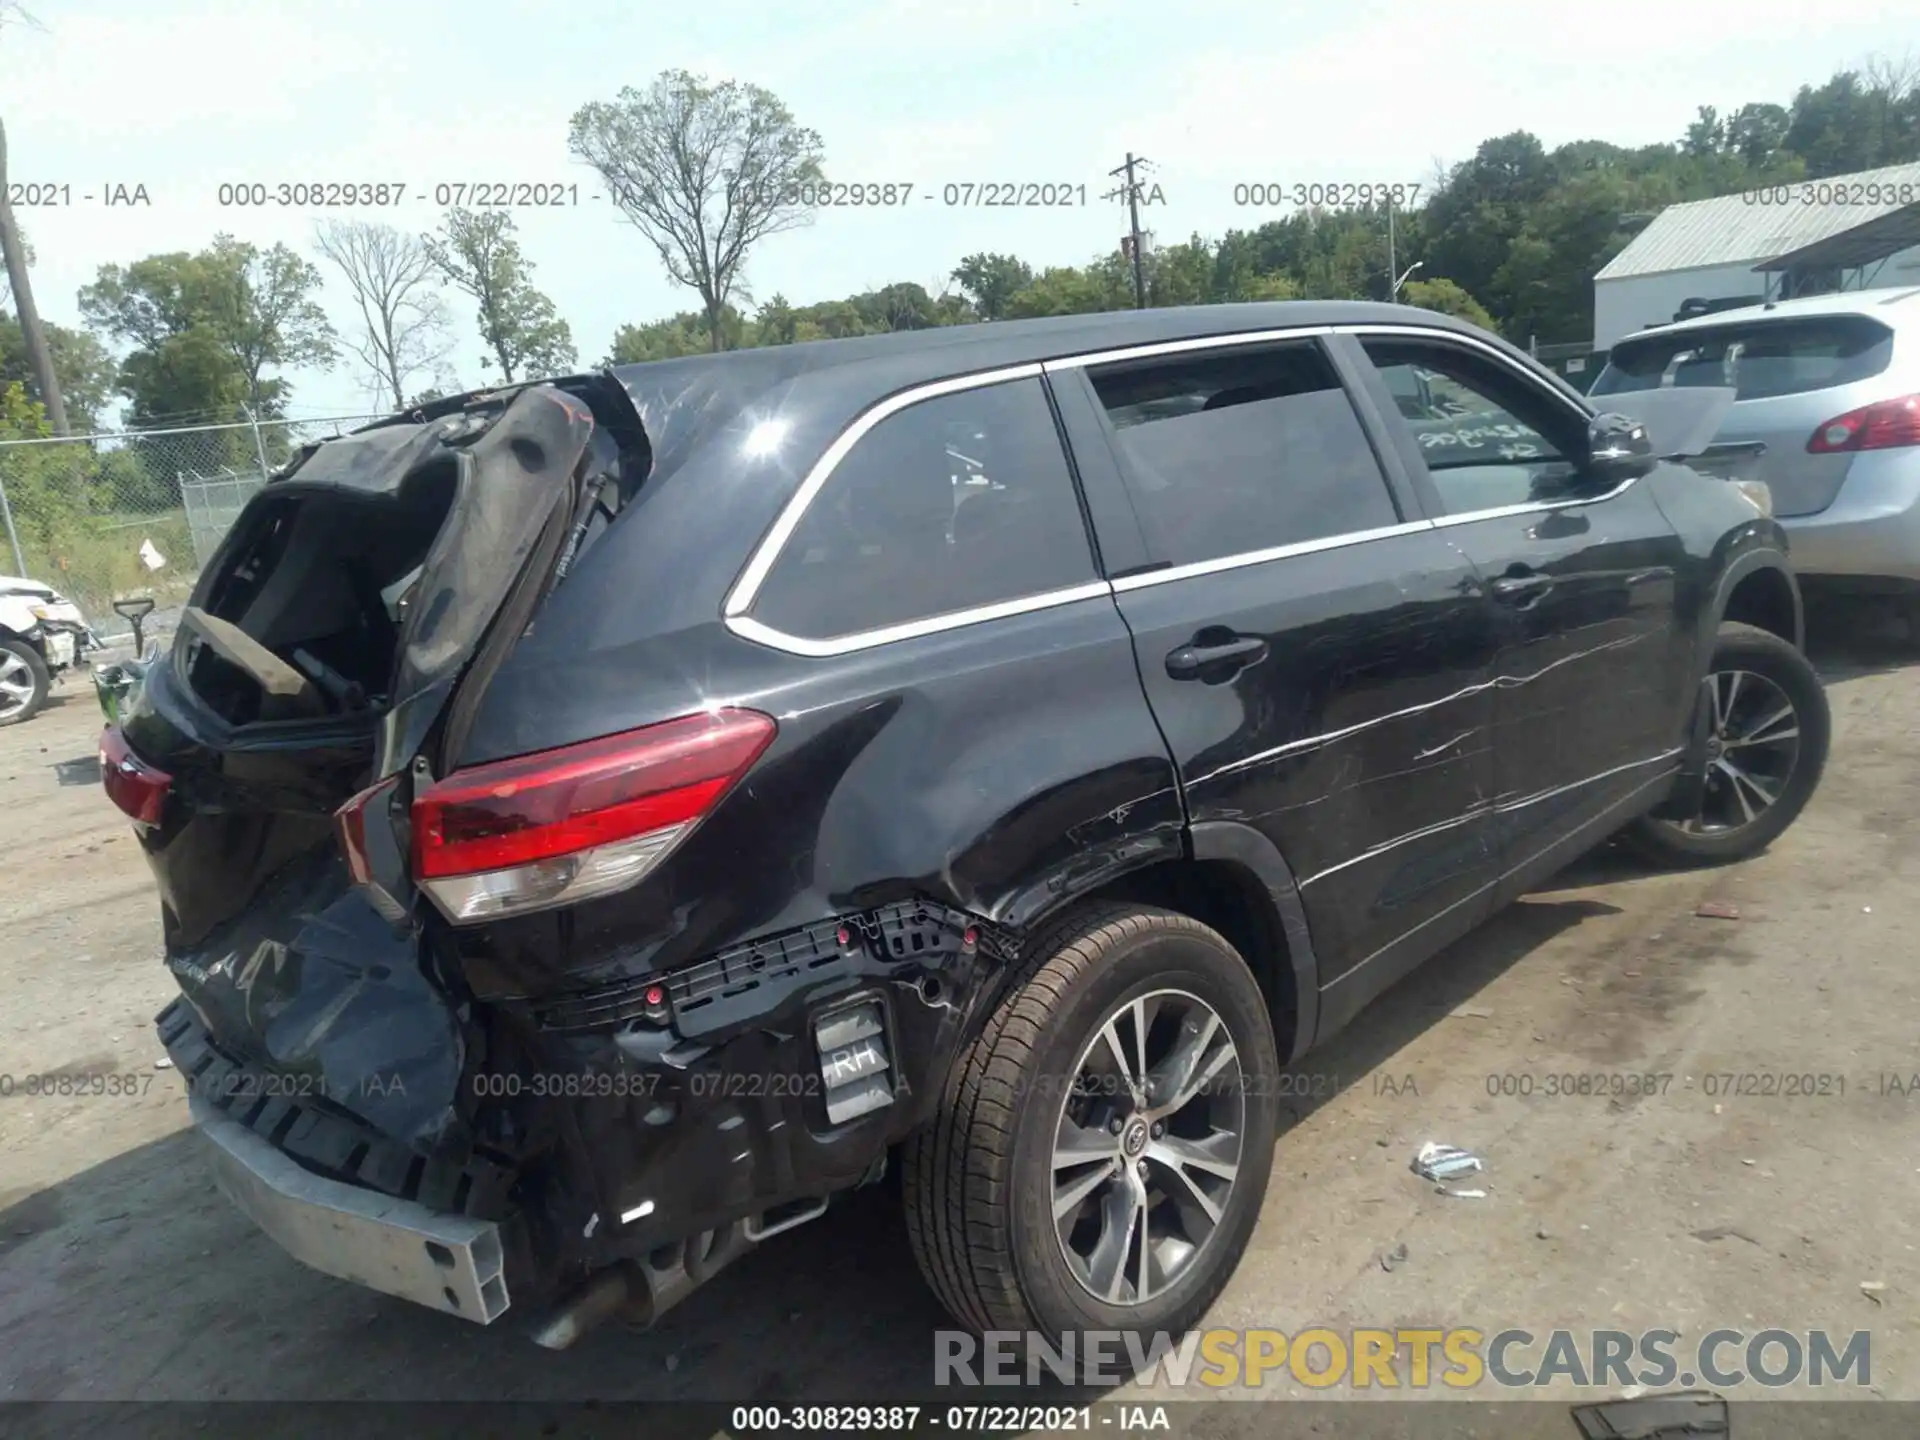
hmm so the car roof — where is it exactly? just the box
[1620,286,1920,344]
[596,301,1556,483]
[606,300,1509,398]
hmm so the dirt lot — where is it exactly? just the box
[3,606,1917,1432]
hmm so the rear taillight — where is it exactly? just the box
[1807,394,1920,453]
[100,725,171,826]
[409,708,776,924]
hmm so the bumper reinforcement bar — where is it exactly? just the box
[190,1094,511,1324]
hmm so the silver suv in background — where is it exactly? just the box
[1591,287,1920,613]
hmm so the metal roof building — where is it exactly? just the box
[1592,159,1920,351]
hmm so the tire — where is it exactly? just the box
[1621,621,1829,868]
[0,637,50,727]
[903,903,1280,1344]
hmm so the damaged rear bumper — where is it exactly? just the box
[156,901,1009,1338]
[190,1093,511,1324]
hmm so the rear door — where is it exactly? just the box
[1591,312,1898,519]
[1342,328,1691,886]
[1047,332,1503,1009]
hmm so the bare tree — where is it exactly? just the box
[421,209,575,385]
[568,70,825,353]
[1862,50,1920,167]
[315,219,453,411]
[0,6,67,434]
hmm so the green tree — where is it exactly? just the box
[1724,103,1791,165]
[423,209,577,384]
[77,237,336,424]
[0,311,115,432]
[569,70,825,353]
[1421,132,1557,309]
[1780,63,1920,175]
[1683,106,1725,157]
[950,253,1034,320]
[1397,277,1496,331]
[1144,234,1217,306]
[607,307,746,363]
[753,293,798,346]
[848,282,943,332]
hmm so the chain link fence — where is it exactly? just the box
[0,413,385,638]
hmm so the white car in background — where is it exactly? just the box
[0,574,93,725]
[1590,287,1920,622]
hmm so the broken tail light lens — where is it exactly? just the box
[100,725,171,826]
[1806,394,1920,453]
[411,708,777,924]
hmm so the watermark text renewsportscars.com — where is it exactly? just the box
[936,1327,1871,1389]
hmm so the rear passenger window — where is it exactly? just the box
[1087,341,1400,567]
[752,377,1097,641]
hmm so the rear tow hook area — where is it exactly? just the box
[530,1195,832,1349]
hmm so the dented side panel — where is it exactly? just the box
[1102,530,1503,981]
[444,594,1187,1001]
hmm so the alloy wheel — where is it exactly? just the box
[0,649,37,721]
[1679,668,1802,835]
[1050,988,1245,1307]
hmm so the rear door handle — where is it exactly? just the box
[1166,635,1268,681]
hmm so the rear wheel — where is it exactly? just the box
[903,904,1279,1342]
[1623,622,1829,867]
[0,638,50,727]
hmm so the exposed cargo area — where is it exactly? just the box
[179,459,457,725]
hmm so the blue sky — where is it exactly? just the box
[2,0,1912,424]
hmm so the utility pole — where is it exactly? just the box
[1105,154,1152,309]
[1386,194,1396,302]
[0,117,68,435]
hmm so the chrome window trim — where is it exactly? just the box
[720,318,1634,661]
[1426,474,1641,527]
[724,361,1046,619]
[1333,322,1643,526]
[1110,519,1434,593]
[1039,324,1334,372]
[724,582,1115,658]
[1336,322,1595,412]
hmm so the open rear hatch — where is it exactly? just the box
[110,383,637,1152]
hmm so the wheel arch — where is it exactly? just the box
[1714,550,1802,652]
[1009,820,1321,1065]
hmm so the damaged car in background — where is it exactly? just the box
[0,572,94,725]
[102,302,1830,1349]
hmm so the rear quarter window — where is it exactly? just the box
[1593,315,1894,401]
[749,376,1097,642]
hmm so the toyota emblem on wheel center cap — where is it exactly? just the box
[1122,1116,1150,1156]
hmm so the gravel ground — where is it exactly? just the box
[2,605,1916,1435]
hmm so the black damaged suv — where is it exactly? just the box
[103,302,1828,1347]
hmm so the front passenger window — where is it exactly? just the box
[1363,340,1585,517]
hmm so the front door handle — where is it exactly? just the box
[1166,634,1268,681]
[1489,568,1554,604]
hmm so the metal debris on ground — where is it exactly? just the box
[1380,1242,1409,1271]
[1571,1390,1728,1439]
[1438,1187,1488,1199]
[1449,1004,1494,1019]
[1694,900,1741,920]
[1861,1280,1887,1305]
[1411,1141,1483,1181]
